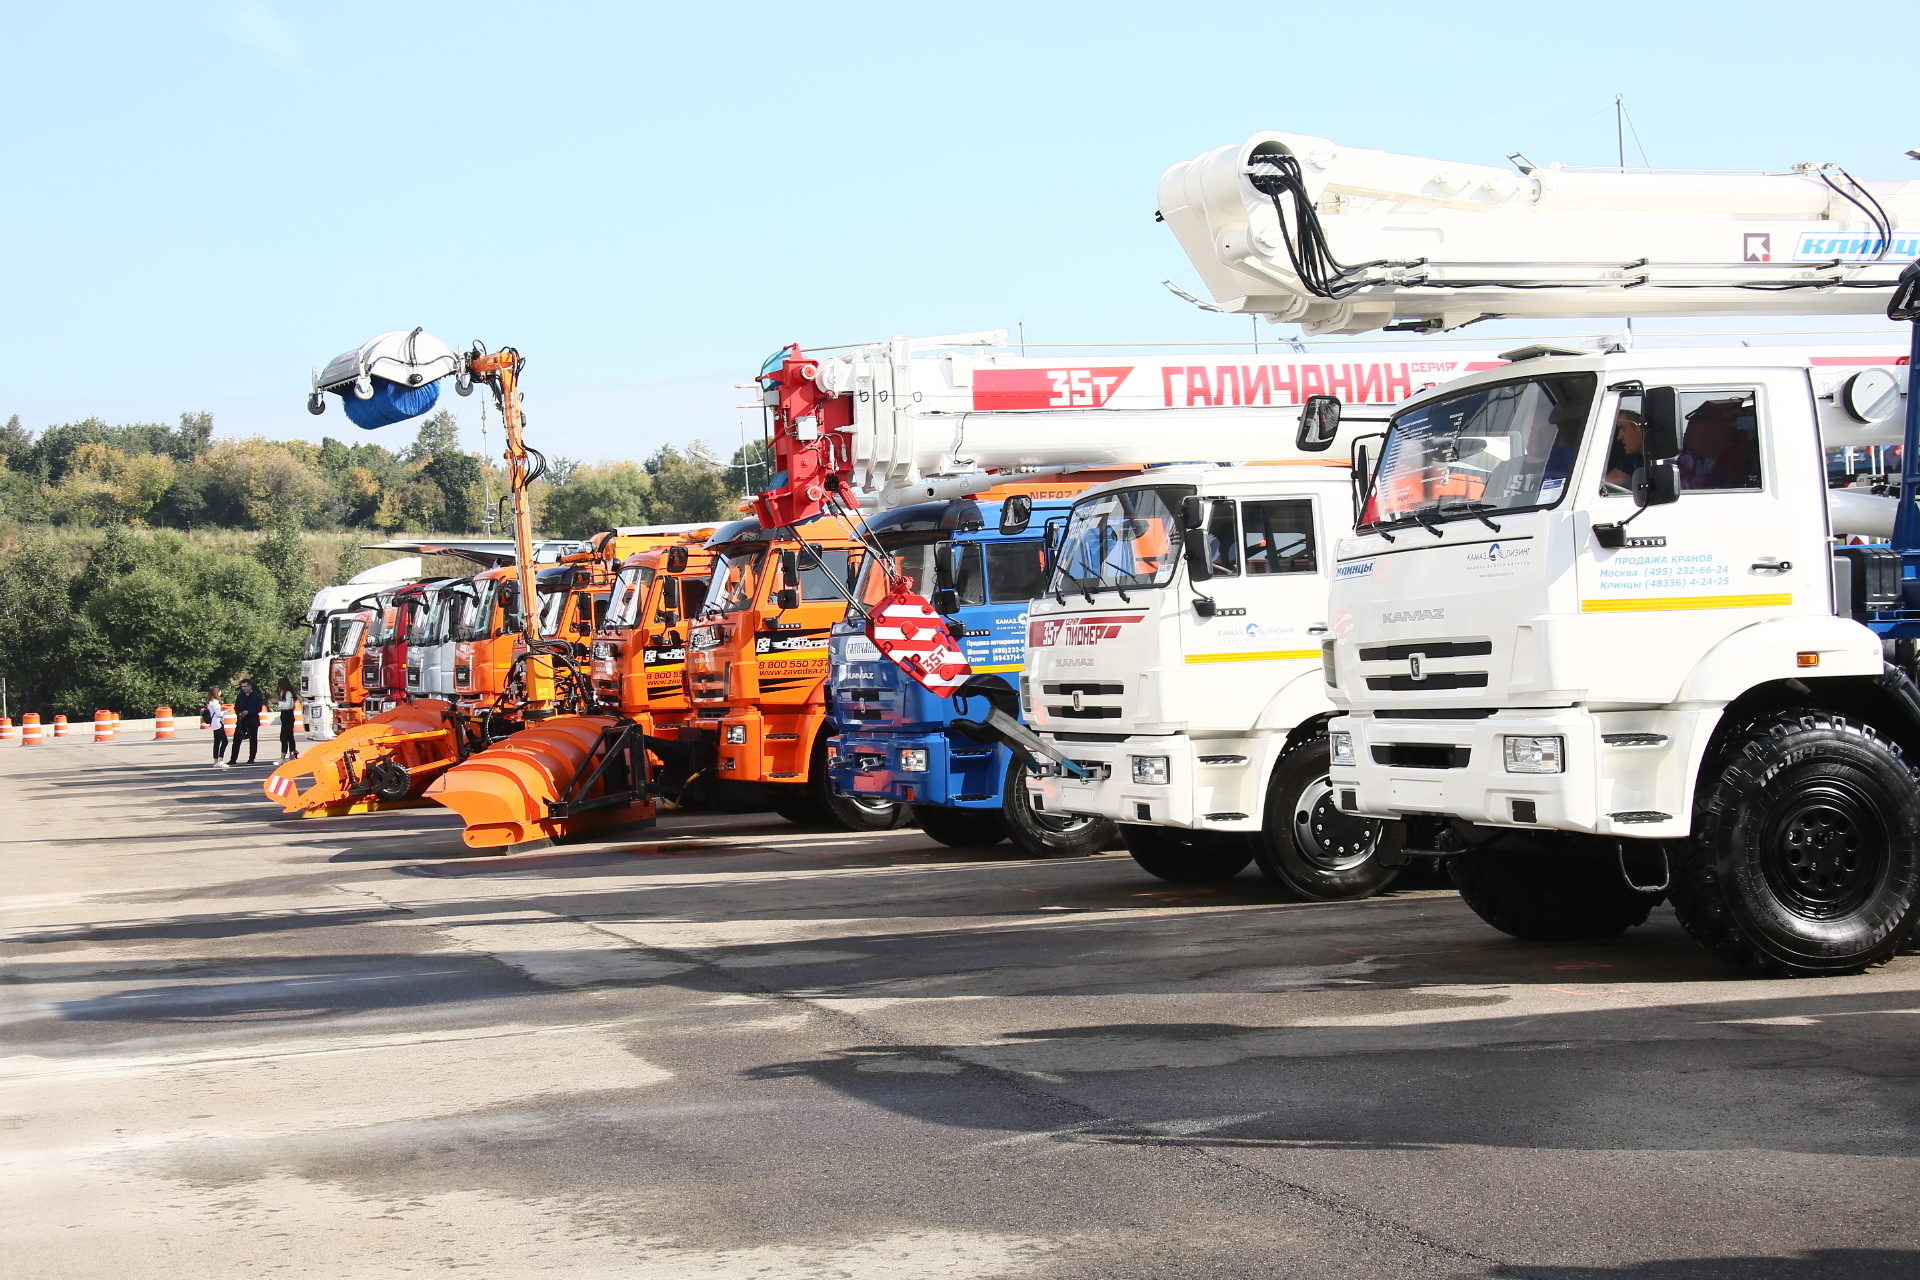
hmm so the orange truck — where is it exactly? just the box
[663,515,907,829]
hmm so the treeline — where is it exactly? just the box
[0,405,777,717]
[0,523,321,720]
[0,409,770,537]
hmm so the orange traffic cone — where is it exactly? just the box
[22,713,42,746]
[52,714,69,738]
[94,710,116,743]
[155,707,175,739]
[0,717,12,742]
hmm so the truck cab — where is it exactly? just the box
[825,494,1116,856]
[1024,463,1406,896]
[678,517,906,829]
[592,541,714,718]
[449,565,525,712]
[361,588,415,717]
[405,578,464,701]
[1327,344,1920,974]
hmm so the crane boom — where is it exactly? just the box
[1159,131,1918,336]
[747,337,1513,527]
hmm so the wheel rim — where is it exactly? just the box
[1030,806,1095,836]
[846,795,897,817]
[1758,781,1889,920]
[1291,775,1383,873]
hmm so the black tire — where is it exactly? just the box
[1452,843,1660,941]
[1003,755,1115,858]
[796,740,912,831]
[365,758,412,802]
[912,805,1006,848]
[1673,713,1920,977]
[1253,736,1402,900]
[1120,824,1253,883]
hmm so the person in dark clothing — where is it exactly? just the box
[228,678,265,765]
[274,677,298,760]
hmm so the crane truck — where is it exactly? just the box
[1161,130,1920,973]
[747,336,1503,886]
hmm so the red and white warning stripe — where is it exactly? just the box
[866,583,972,696]
[267,773,294,798]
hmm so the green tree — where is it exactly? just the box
[255,512,316,626]
[731,439,773,495]
[407,409,463,462]
[646,445,736,523]
[541,461,653,539]
[424,450,485,532]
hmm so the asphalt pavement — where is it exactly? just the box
[3,736,1917,1279]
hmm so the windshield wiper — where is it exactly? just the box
[1437,499,1503,532]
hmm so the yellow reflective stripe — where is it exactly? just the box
[1184,648,1322,664]
[972,662,1024,672]
[1581,593,1792,613]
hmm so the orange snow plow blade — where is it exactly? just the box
[424,715,655,851]
[263,700,463,814]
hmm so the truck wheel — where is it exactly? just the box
[824,789,914,831]
[1003,756,1115,858]
[1672,713,1920,977]
[1254,736,1402,900]
[365,758,412,802]
[1452,844,1659,941]
[912,805,1006,848]
[1120,825,1253,883]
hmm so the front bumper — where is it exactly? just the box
[828,731,1007,807]
[1335,706,1710,840]
[1026,734,1268,832]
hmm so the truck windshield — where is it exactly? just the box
[411,590,451,645]
[856,543,938,606]
[302,621,326,661]
[1365,373,1597,530]
[604,565,653,629]
[537,587,570,636]
[451,579,500,641]
[706,549,764,614]
[1048,486,1192,596]
[328,615,365,657]
[369,602,404,646]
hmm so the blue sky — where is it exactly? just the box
[2,1,1912,461]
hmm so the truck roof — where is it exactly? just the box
[1063,462,1353,503]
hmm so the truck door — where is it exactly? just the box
[1576,371,1828,704]
[1181,495,1331,731]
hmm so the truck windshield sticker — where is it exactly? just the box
[1028,614,1146,647]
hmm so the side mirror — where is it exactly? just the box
[933,542,959,591]
[931,588,960,615]
[1634,459,1681,508]
[1296,395,1342,452]
[1180,495,1213,583]
[1642,386,1681,459]
[665,545,689,573]
[775,588,800,610]
[998,494,1033,534]
[780,549,801,588]
[659,576,681,627]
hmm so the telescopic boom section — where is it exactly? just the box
[1160,130,1919,335]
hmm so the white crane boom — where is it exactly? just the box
[1159,131,1919,336]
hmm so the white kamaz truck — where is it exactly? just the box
[1161,129,1919,975]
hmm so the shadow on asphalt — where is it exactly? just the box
[1490,1252,1920,1279]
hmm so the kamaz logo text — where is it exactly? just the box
[1382,608,1445,624]
[1028,613,1146,647]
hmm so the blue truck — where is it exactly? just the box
[824,495,1116,856]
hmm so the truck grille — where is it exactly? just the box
[1365,672,1489,692]
[1358,641,1491,661]
[1050,705,1122,719]
[1371,744,1471,769]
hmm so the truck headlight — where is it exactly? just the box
[1321,639,1338,688]
[1329,731,1355,766]
[1503,735,1564,774]
[724,724,747,745]
[1131,755,1170,785]
[898,747,928,773]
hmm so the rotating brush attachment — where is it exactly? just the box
[342,377,443,430]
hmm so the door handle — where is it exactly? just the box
[1751,559,1793,573]
[1307,624,1329,634]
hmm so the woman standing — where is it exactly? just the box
[275,677,298,760]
